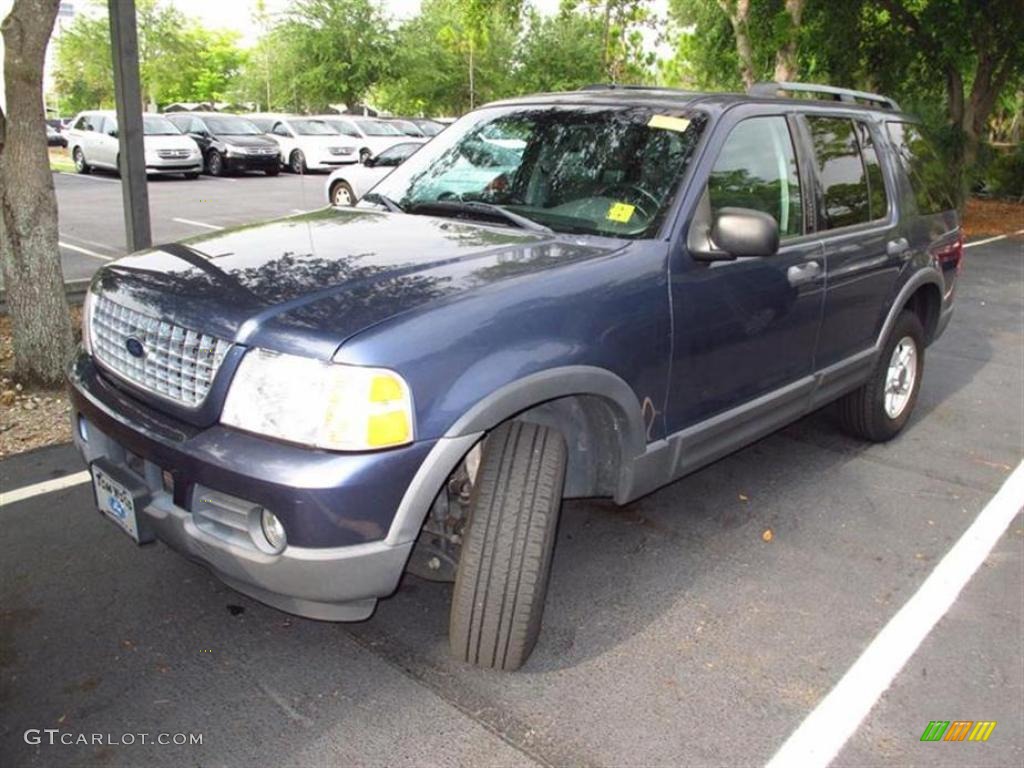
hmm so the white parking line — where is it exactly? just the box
[171,217,224,230]
[964,230,1024,249]
[0,471,92,507]
[765,461,1024,768]
[60,241,112,260]
[58,171,119,184]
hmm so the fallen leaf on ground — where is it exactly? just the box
[762,529,773,542]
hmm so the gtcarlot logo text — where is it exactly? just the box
[24,729,203,746]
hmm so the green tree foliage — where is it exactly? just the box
[515,7,608,93]
[52,0,247,113]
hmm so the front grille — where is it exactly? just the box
[91,295,231,407]
[248,146,279,155]
[156,148,191,159]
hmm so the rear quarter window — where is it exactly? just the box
[806,116,871,230]
[885,122,955,214]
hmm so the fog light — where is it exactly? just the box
[260,508,286,552]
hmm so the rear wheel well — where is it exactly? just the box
[903,283,941,344]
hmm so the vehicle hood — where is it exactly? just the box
[217,135,278,149]
[93,208,620,360]
[143,134,198,151]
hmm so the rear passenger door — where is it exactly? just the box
[801,114,900,367]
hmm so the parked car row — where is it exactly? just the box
[62,110,446,179]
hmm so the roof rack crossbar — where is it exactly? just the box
[579,83,702,96]
[748,81,900,111]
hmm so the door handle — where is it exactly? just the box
[787,260,822,287]
[887,237,910,257]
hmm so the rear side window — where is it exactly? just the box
[856,123,889,220]
[707,116,804,238]
[886,122,954,214]
[806,117,870,229]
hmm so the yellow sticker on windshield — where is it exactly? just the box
[607,202,636,223]
[648,114,691,132]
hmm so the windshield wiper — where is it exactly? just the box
[362,192,405,213]
[410,200,553,234]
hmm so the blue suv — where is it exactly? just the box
[68,83,961,670]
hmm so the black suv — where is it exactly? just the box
[166,112,281,176]
[69,82,960,671]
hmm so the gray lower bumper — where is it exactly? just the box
[75,417,412,621]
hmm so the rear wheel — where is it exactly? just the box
[838,310,925,442]
[330,180,355,206]
[73,147,90,174]
[449,421,566,671]
[289,150,307,174]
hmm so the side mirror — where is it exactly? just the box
[107,128,118,138]
[363,156,377,167]
[693,207,779,261]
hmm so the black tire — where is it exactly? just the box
[838,310,925,442]
[359,148,372,164]
[73,147,90,174]
[449,421,566,671]
[265,166,280,177]
[330,180,356,206]
[206,151,225,177]
[289,150,307,174]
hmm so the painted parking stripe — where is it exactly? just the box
[0,470,92,507]
[765,460,1024,768]
[60,241,112,260]
[964,229,1024,249]
[172,217,224,230]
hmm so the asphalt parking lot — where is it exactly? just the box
[54,169,331,280]
[1,206,1022,764]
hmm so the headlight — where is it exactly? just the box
[81,285,95,355]
[225,144,245,156]
[221,349,414,451]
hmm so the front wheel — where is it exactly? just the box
[449,421,566,671]
[330,180,355,206]
[206,151,225,176]
[289,150,307,174]
[838,309,925,442]
[359,148,372,164]
[73,147,90,174]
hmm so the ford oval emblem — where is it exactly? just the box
[125,337,146,358]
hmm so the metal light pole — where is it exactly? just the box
[108,0,151,252]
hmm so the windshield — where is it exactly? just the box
[142,116,180,135]
[290,119,338,136]
[364,105,705,238]
[416,121,443,136]
[205,116,263,136]
[355,118,404,136]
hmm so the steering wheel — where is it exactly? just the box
[597,184,660,221]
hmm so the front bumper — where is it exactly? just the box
[307,154,358,170]
[225,153,281,172]
[146,157,202,174]
[67,349,443,621]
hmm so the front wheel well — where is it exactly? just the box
[902,282,942,344]
[514,394,629,499]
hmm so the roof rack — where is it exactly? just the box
[579,83,703,97]
[748,81,900,111]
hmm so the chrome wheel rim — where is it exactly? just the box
[884,336,917,419]
[333,185,353,206]
[74,149,84,171]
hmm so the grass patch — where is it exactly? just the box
[49,148,75,173]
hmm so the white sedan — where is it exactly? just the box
[324,141,422,206]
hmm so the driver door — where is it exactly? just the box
[666,113,825,432]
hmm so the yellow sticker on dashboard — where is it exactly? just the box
[648,114,691,132]
[607,202,636,223]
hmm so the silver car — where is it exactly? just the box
[324,141,422,206]
[66,111,202,178]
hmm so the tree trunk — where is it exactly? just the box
[718,0,756,88]
[773,0,805,82]
[0,0,74,387]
